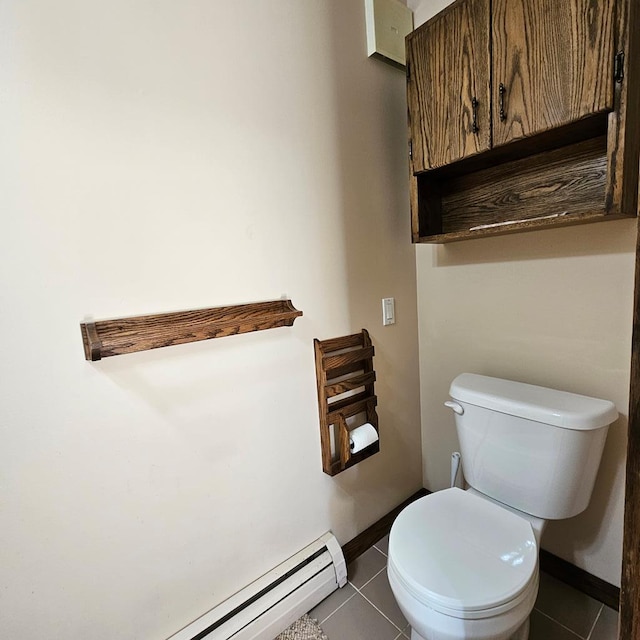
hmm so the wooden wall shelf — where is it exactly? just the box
[80,299,302,361]
[314,329,380,476]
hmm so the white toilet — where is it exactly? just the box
[387,373,618,640]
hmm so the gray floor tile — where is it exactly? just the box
[374,534,389,556]
[590,605,619,640]
[348,546,387,589]
[309,582,356,624]
[360,569,408,630]
[312,542,615,640]
[320,592,401,640]
[535,572,602,638]
[529,610,582,640]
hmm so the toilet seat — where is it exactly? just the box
[388,488,538,620]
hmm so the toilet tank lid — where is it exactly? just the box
[449,374,618,430]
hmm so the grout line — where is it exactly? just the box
[373,540,389,557]
[349,567,407,636]
[356,588,406,634]
[348,565,387,591]
[532,608,588,639]
[585,604,604,640]
[316,590,357,625]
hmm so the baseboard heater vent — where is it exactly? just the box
[167,532,347,640]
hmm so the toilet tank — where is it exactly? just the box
[448,374,618,520]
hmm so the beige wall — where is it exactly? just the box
[409,0,634,587]
[0,2,422,638]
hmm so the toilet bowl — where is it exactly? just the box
[387,374,617,640]
[388,488,539,640]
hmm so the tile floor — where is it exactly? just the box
[309,536,619,640]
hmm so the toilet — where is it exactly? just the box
[387,373,618,640]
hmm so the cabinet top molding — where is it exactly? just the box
[80,299,303,361]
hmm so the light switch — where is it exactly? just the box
[382,297,395,326]
[365,0,414,67]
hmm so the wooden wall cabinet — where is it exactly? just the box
[407,0,639,243]
[407,0,490,171]
[491,0,616,148]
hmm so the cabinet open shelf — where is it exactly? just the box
[411,117,628,243]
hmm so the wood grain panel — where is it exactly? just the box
[417,210,626,244]
[605,0,640,219]
[317,333,365,354]
[326,360,367,382]
[612,7,640,635]
[440,136,608,234]
[591,5,639,630]
[323,346,375,375]
[314,337,333,474]
[407,0,490,171]
[325,372,377,399]
[80,299,302,361]
[621,397,640,639]
[326,394,376,424]
[492,0,616,148]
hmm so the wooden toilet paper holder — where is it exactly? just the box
[314,329,380,476]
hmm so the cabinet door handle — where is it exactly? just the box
[614,51,625,84]
[471,97,479,133]
[499,83,507,121]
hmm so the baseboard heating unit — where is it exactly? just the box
[167,532,347,640]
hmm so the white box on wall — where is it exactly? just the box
[365,0,414,67]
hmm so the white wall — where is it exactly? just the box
[0,2,422,638]
[409,0,634,588]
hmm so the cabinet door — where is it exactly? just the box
[492,0,616,148]
[407,0,491,172]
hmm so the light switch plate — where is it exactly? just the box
[382,297,395,326]
[365,0,414,67]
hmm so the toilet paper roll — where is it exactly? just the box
[349,423,378,454]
